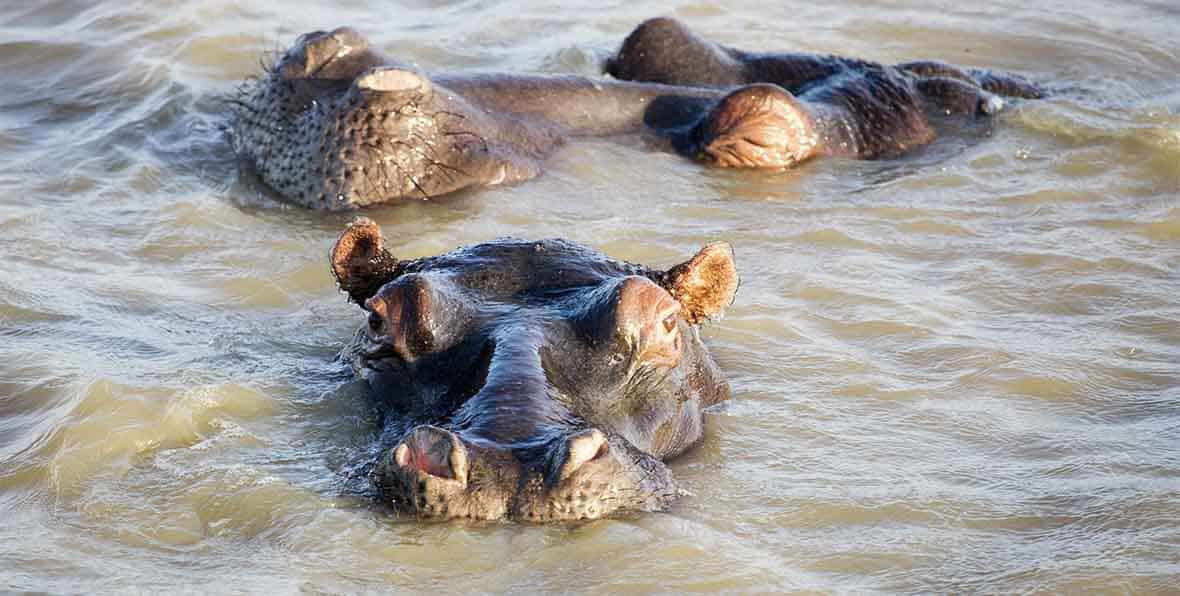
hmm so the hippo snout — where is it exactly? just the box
[376,424,677,522]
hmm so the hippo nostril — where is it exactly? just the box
[393,425,469,485]
[549,429,610,485]
[368,310,382,332]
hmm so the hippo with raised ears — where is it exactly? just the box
[606,17,1045,168]
[330,219,739,521]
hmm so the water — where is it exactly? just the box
[2,0,1178,592]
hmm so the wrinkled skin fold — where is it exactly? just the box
[228,24,1038,209]
[331,218,739,521]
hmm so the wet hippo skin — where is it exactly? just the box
[330,218,739,521]
[607,17,1044,99]
[229,25,1029,209]
[607,17,1045,168]
[229,27,732,210]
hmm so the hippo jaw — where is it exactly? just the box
[228,27,544,209]
[332,219,738,521]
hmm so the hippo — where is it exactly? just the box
[606,17,1045,167]
[329,218,739,521]
[229,26,1018,209]
[229,27,727,209]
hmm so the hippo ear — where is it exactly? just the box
[660,242,738,324]
[331,217,401,305]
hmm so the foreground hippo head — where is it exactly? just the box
[229,28,554,209]
[331,219,739,521]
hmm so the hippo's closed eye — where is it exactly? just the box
[616,277,683,369]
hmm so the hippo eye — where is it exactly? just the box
[368,311,383,332]
[662,314,677,334]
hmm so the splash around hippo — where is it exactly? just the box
[330,218,738,521]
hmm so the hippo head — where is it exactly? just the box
[229,28,546,210]
[606,17,747,88]
[331,219,738,521]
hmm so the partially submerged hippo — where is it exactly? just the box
[330,219,738,521]
[229,25,1023,209]
[229,27,726,209]
[607,17,1045,168]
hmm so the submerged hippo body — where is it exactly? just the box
[230,27,734,209]
[230,25,1025,209]
[607,17,1045,168]
[330,219,738,521]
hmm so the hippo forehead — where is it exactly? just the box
[332,220,739,337]
[392,238,656,302]
[361,238,682,371]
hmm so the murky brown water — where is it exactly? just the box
[2,0,1178,592]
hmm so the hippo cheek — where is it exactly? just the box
[646,393,705,459]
